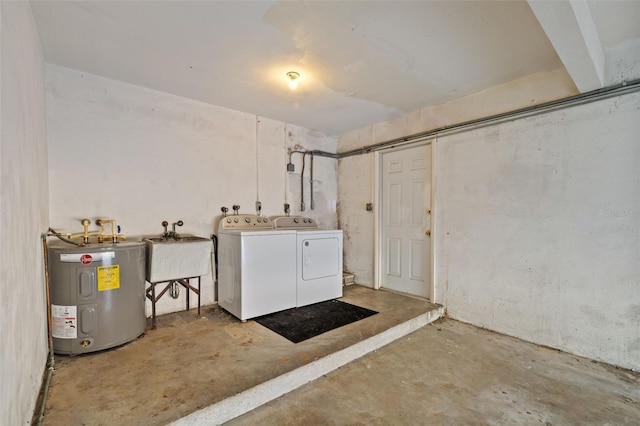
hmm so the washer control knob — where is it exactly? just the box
[234,218,239,223]
[293,218,299,223]
[226,218,231,223]
[245,217,251,223]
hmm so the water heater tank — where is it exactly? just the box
[47,241,146,355]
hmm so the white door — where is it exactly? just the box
[380,143,431,298]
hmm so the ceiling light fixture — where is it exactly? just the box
[286,71,300,90]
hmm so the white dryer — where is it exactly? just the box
[272,216,343,307]
[217,215,296,321]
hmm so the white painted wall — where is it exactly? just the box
[0,2,50,424]
[339,68,578,286]
[337,127,376,281]
[338,68,640,370]
[46,65,338,316]
[436,91,640,370]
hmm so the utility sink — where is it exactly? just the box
[144,236,212,283]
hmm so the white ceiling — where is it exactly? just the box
[30,1,640,136]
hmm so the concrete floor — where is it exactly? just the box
[42,285,640,425]
[42,285,441,425]
[228,320,640,425]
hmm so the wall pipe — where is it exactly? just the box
[47,227,82,246]
[285,79,640,218]
[300,152,306,211]
[288,150,308,211]
[35,234,55,426]
[307,78,640,160]
[283,125,289,206]
[309,152,315,210]
[255,116,260,209]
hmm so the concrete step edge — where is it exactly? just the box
[171,306,445,426]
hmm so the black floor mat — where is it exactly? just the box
[254,300,378,343]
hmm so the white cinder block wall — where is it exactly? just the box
[436,92,640,371]
[46,65,338,316]
[339,69,640,370]
[0,3,50,424]
[339,69,579,286]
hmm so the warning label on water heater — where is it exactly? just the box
[51,304,77,339]
[98,264,120,291]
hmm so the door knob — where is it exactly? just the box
[425,230,431,236]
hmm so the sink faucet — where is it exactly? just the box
[161,220,183,239]
[172,220,183,235]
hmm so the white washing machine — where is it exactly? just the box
[217,215,296,321]
[272,216,343,307]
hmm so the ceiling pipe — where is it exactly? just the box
[309,78,640,160]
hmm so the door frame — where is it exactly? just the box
[373,139,437,301]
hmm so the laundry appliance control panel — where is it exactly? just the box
[220,214,274,230]
[272,216,318,229]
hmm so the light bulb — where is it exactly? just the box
[286,71,300,90]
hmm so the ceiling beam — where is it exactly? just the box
[528,0,605,92]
